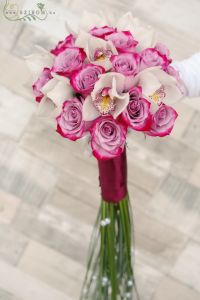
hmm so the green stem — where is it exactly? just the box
[106,202,117,300]
[80,195,139,300]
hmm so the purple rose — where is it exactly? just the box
[56,98,85,141]
[32,68,52,102]
[121,87,151,131]
[89,26,117,38]
[105,31,138,52]
[139,48,169,71]
[52,47,86,77]
[51,34,75,56]
[70,64,105,95]
[90,116,127,160]
[111,53,140,76]
[147,104,178,137]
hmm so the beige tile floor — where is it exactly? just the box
[0,0,200,299]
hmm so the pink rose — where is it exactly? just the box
[146,104,178,137]
[32,68,52,102]
[139,48,169,71]
[121,87,151,131]
[155,42,171,61]
[51,34,75,56]
[105,31,138,52]
[90,116,127,160]
[89,26,117,38]
[70,64,105,95]
[56,98,85,141]
[111,53,140,76]
[52,47,86,77]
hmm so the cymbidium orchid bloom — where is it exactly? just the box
[82,72,129,121]
[75,30,118,70]
[126,67,183,112]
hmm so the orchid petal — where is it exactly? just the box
[37,96,56,117]
[75,30,91,49]
[138,72,161,96]
[91,72,125,101]
[109,77,130,118]
[82,96,100,121]
[79,10,107,32]
[51,72,70,84]
[25,46,54,80]
[41,77,74,109]
[117,12,156,50]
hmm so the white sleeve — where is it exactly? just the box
[172,52,200,97]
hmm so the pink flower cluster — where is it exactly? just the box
[32,25,180,160]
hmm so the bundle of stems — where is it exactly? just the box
[80,195,140,300]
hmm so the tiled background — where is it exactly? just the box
[0,0,200,299]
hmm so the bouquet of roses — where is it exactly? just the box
[26,11,184,300]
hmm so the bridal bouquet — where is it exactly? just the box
[26,11,184,300]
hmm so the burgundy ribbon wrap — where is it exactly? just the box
[98,149,128,203]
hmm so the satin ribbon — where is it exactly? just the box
[98,148,127,203]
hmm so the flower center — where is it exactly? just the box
[94,48,112,61]
[93,87,115,115]
[149,86,166,105]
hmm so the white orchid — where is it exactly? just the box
[75,30,118,70]
[83,72,129,121]
[127,67,183,112]
[38,72,74,116]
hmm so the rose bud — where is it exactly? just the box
[146,104,178,137]
[121,86,151,131]
[56,98,85,141]
[70,64,105,95]
[32,68,52,102]
[52,47,86,77]
[90,116,127,160]
[111,53,140,76]
[105,31,138,52]
[51,34,75,56]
